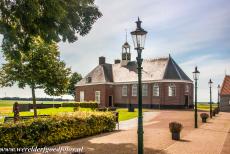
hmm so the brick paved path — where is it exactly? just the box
[164,112,230,154]
[27,110,230,154]
[51,110,205,154]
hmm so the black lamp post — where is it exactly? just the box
[217,84,220,110]
[131,17,147,154]
[209,79,213,118]
[193,66,200,128]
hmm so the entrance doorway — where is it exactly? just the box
[185,95,189,107]
[109,96,113,107]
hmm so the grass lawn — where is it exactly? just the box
[0,101,217,123]
[117,108,149,121]
[0,107,145,123]
[197,103,218,111]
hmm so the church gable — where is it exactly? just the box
[163,55,191,81]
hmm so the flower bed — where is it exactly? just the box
[0,112,116,148]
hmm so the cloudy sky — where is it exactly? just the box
[0,0,230,102]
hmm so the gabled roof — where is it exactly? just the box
[163,55,191,81]
[76,55,192,86]
[221,75,230,96]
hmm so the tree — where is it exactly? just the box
[0,37,71,117]
[0,0,102,58]
[67,72,82,99]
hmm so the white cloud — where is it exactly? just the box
[0,0,230,101]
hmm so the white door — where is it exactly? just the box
[95,91,100,104]
[80,91,84,102]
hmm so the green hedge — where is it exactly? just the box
[62,102,98,109]
[0,112,116,147]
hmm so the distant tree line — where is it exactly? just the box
[0,97,73,102]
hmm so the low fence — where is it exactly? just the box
[16,103,98,112]
[17,104,61,112]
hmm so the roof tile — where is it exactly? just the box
[221,75,230,95]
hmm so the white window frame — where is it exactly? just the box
[185,84,189,93]
[95,91,100,104]
[132,84,137,96]
[122,85,128,96]
[142,84,148,96]
[80,91,84,102]
[153,83,160,96]
[168,83,176,96]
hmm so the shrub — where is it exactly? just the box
[108,107,117,111]
[212,110,216,116]
[0,112,116,148]
[97,107,107,112]
[200,113,209,119]
[80,102,98,109]
[73,106,80,112]
[214,108,219,114]
[62,102,98,108]
[169,122,183,133]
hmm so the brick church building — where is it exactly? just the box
[75,41,193,109]
[220,75,230,112]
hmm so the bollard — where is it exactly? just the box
[13,102,20,123]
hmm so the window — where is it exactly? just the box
[185,84,189,93]
[86,76,92,83]
[132,84,137,96]
[142,84,148,96]
[80,91,84,102]
[122,85,128,96]
[95,91,100,103]
[168,83,176,96]
[153,83,160,96]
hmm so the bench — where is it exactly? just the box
[4,115,50,123]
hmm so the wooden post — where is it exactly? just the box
[13,102,20,123]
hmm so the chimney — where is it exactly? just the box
[99,56,105,65]
[114,59,121,64]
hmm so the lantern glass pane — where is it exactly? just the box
[131,34,137,48]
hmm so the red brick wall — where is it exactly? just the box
[75,82,193,107]
[75,84,113,107]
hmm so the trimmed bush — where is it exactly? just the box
[61,103,78,107]
[214,108,219,114]
[212,110,216,116]
[97,107,107,112]
[108,107,117,111]
[169,122,183,133]
[200,113,209,123]
[169,122,183,140]
[61,102,98,109]
[0,112,115,148]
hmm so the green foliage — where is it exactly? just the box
[61,102,98,109]
[0,38,71,117]
[67,72,82,98]
[0,0,102,56]
[0,112,116,147]
[0,38,71,96]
